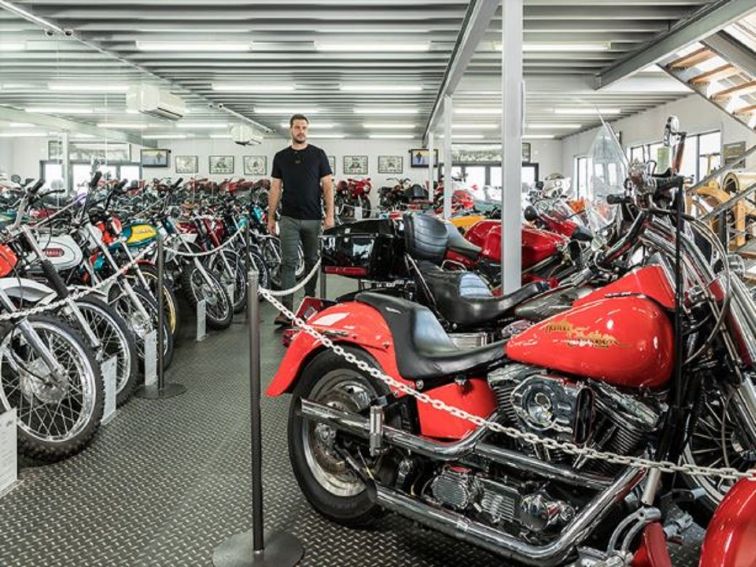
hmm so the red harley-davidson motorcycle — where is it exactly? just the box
[336,177,373,220]
[268,118,756,566]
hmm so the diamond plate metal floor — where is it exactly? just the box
[0,278,701,566]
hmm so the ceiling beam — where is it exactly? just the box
[423,0,499,141]
[0,0,272,133]
[598,0,756,87]
[0,105,156,146]
[703,30,756,78]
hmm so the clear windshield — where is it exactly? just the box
[585,121,627,238]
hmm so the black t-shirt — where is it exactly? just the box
[271,144,332,220]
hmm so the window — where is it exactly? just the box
[42,163,63,189]
[624,130,721,184]
[120,165,141,183]
[698,131,721,179]
[465,166,487,190]
[41,160,143,193]
[451,163,540,193]
[629,145,645,165]
[575,156,589,198]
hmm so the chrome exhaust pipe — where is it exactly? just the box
[373,466,644,567]
[300,399,611,490]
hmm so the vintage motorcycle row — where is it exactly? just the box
[271,118,756,566]
[0,171,288,463]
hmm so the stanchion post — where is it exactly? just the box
[135,237,186,400]
[245,223,252,321]
[213,269,304,567]
[319,239,327,300]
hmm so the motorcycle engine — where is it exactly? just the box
[428,465,575,534]
[488,364,660,472]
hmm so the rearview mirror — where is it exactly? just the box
[663,115,680,146]
[10,174,20,184]
[523,205,539,222]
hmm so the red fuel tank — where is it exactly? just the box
[506,295,674,389]
[465,220,565,268]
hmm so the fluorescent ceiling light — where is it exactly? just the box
[137,41,251,52]
[209,134,232,139]
[523,134,555,139]
[368,134,414,139]
[341,84,423,93]
[1,83,34,89]
[554,108,621,115]
[0,43,25,52]
[458,90,500,95]
[142,134,189,140]
[528,123,581,129]
[0,131,49,137]
[308,134,345,139]
[176,122,229,129]
[97,122,154,130]
[354,108,418,115]
[213,83,296,93]
[454,107,502,115]
[316,41,429,52]
[325,28,427,34]
[255,107,320,114]
[25,106,93,114]
[48,82,130,93]
[279,122,336,129]
[522,42,610,52]
[363,123,415,129]
[8,122,33,128]
[453,123,497,130]
[439,134,485,139]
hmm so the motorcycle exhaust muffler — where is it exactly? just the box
[300,399,611,490]
[373,466,644,567]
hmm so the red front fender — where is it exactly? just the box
[266,301,400,397]
[700,478,756,567]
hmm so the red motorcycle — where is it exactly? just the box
[268,119,756,566]
[336,177,373,220]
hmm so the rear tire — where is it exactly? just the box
[288,347,392,527]
[131,264,182,340]
[181,265,233,330]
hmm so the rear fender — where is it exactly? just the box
[700,478,756,567]
[266,301,402,396]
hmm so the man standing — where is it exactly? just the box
[268,114,335,326]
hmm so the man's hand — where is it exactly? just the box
[267,217,277,235]
[324,214,335,230]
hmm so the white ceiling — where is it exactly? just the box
[0,0,740,142]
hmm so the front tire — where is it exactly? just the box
[288,347,390,526]
[181,265,233,330]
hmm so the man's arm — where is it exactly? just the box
[321,174,334,229]
[268,177,282,234]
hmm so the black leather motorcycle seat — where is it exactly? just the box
[355,292,507,383]
[418,262,548,327]
[444,222,481,260]
[403,212,448,265]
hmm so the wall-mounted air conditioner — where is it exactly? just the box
[126,85,186,120]
[231,124,264,146]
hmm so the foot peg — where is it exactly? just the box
[369,405,384,457]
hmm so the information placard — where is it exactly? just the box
[196,299,207,342]
[226,284,235,308]
[102,356,118,425]
[144,330,158,387]
[0,409,17,497]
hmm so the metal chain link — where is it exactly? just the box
[0,242,157,321]
[163,226,244,257]
[260,287,756,481]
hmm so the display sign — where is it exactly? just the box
[0,409,17,497]
[724,141,746,166]
[196,299,208,342]
[226,284,235,309]
[144,330,158,387]
[102,356,118,425]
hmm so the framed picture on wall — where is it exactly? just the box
[175,155,198,174]
[378,155,403,174]
[141,148,171,168]
[243,155,267,176]
[343,155,368,175]
[521,143,531,163]
[409,148,439,168]
[328,155,336,175]
[209,155,234,175]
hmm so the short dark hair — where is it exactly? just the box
[289,114,309,127]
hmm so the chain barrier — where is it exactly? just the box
[162,226,245,258]
[258,285,756,482]
[259,260,322,297]
[0,241,157,322]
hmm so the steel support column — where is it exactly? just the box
[500,0,523,293]
[61,132,70,193]
[443,95,453,219]
[427,132,435,197]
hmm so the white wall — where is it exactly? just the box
[561,94,756,176]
